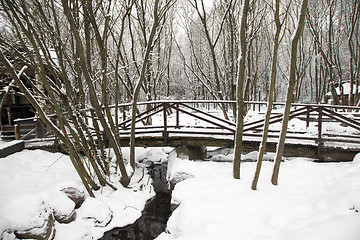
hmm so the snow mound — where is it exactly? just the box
[42,190,76,223]
[209,154,233,162]
[352,152,360,166]
[0,195,55,239]
[77,197,113,228]
[0,216,15,240]
[289,117,306,131]
[59,183,86,208]
[137,148,168,163]
[54,221,93,240]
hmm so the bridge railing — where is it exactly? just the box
[7,100,360,155]
[115,100,360,153]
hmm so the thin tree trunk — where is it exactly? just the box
[233,0,250,179]
[271,0,308,185]
[252,0,281,190]
[0,50,95,197]
[130,0,164,169]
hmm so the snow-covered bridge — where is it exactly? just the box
[9,100,360,162]
[116,100,360,162]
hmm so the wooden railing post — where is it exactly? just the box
[306,106,310,129]
[7,107,11,125]
[14,124,20,140]
[176,103,180,129]
[122,107,126,121]
[163,103,168,144]
[317,106,323,158]
[35,117,39,138]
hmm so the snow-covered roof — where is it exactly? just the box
[326,82,360,96]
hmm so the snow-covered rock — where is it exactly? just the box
[209,154,233,162]
[352,152,360,166]
[1,231,16,240]
[77,197,113,228]
[42,190,76,224]
[137,148,168,164]
[0,216,15,240]
[0,195,55,240]
[54,221,93,240]
[60,185,85,208]
[168,172,195,192]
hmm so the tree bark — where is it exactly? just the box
[130,0,175,169]
[252,0,281,190]
[233,0,250,179]
[271,0,308,186]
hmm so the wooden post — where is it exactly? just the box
[54,136,59,151]
[176,103,180,129]
[163,103,168,144]
[306,106,310,129]
[7,107,11,125]
[122,107,126,121]
[35,118,39,138]
[14,124,20,140]
[317,106,323,158]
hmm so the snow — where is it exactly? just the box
[0,148,159,239]
[1,108,360,239]
[0,140,24,150]
[326,82,360,96]
[77,197,113,228]
[41,190,75,222]
[0,195,52,238]
[157,153,360,240]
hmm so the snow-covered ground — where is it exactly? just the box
[158,152,360,240]
[1,108,360,239]
[0,148,168,240]
[1,147,360,240]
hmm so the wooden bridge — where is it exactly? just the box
[7,100,360,161]
[115,100,360,162]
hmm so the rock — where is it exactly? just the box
[77,197,113,228]
[1,231,16,240]
[60,186,85,208]
[0,216,15,240]
[42,190,76,224]
[169,172,195,192]
[0,195,55,240]
[175,146,207,160]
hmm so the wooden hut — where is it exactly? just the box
[325,82,360,105]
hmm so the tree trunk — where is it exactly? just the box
[271,0,308,185]
[233,0,250,179]
[252,0,281,190]
[130,0,173,169]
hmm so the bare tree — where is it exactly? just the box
[272,0,308,185]
[0,0,142,194]
[129,0,176,169]
[233,0,250,179]
[252,0,288,190]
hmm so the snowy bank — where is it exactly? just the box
[0,148,169,239]
[158,152,360,240]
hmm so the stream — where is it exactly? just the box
[101,163,171,240]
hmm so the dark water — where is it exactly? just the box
[101,163,171,240]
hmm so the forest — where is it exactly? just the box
[0,0,359,194]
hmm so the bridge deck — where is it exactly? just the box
[117,101,360,162]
